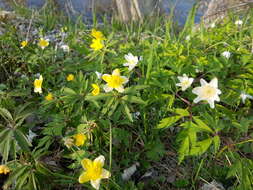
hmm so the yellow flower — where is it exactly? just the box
[34,75,43,94]
[20,40,28,48]
[90,39,104,51]
[67,74,74,81]
[45,93,53,101]
[102,69,129,93]
[92,84,100,96]
[38,38,49,49]
[79,155,111,190]
[91,29,106,40]
[73,133,87,147]
[0,165,10,175]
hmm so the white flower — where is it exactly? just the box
[192,78,221,109]
[221,51,231,59]
[235,20,243,26]
[240,92,253,104]
[95,71,102,79]
[123,53,139,71]
[176,74,194,91]
[60,44,70,52]
[210,22,216,28]
[185,35,191,41]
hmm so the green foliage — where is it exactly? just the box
[0,4,253,190]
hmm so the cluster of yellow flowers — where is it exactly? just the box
[0,165,10,175]
[20,38,50,49]
[90,29,105,51]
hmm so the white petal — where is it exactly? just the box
[192,87,201,95]
[207,99,215,109]
[95,71,102,79]
[103,85,113,93]
[101,169,111,179]
[94,155,105,166]
[123,63,129,67]
[189,78,194,84]
[121,76,129,84]
[115,86,124,93]
[177,76,184,81]
[193,96,202,103]
[90,179,101,190]
[176,83,182,87]
[200,79,207,86]
[210,78,218,88]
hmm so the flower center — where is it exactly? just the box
[108,75,123,88]
[202,86,216,99]
[182,80,190,87]
[87,161,102,180]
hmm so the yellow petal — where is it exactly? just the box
[81,158,93,170]
[90,179,101,190]
[94,155,105,167]
[101,169,111,179]
[112,69,120,76]
[79,172,90,183]
[102,74,112,83]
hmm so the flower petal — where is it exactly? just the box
[112,69,120,76]
[193,96,202,103]
[207,99,215,109]
[103,85,113,92]
[115,86,124,93]
[79,172,90,183]
[210,78,218,88]
[102,74,111,83]
[94,155,105,166]
[81,158,93,170]
[192,87,201,95]
[90,179,101,190]
[121,76,129,84]
[200,79,207,86]
[101,169,111,179]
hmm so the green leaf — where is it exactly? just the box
[62,87,77,95]
[0,107,13,122]
[14,129,31,152]
[121,95,146,105]
[213,135,220,154]
[174,108,189,117]
[196,138,213,155]
[193,117,214,133]
[156,116,182,129]
[85,93,113,101]
[121,102,133,122]
[124,85,149,94]
[178,136,189,164]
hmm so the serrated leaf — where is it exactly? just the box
[121,102,133,122]
[193,117,214,133]
[14,129,31,152]
[213,135,220,154]
[178,136,189,164]
[121,95,146,105]
[157,116,182,129]
[174,108,189,117]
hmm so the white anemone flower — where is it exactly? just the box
[176,74,194,91]
[60,44,70,52]
[235,20,243,26]
[240,92,253,104]
[192,78,221,109]
[123,53,139,71]
[210,22,216,28]
[221,51,231,59]
[95,71,102,79]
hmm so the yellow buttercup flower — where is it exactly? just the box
[79,155,111,190]
[38,38,49,49]
[73,133,87,147]
[21,40,28,48]
[67,74,74,81]
[102,69,129,93]
[45,93,53,101]
[34,75,43,94]
[92,84,100,96]
[91,29,106,40]
[90,39,104,51]
[0,165,10,175]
